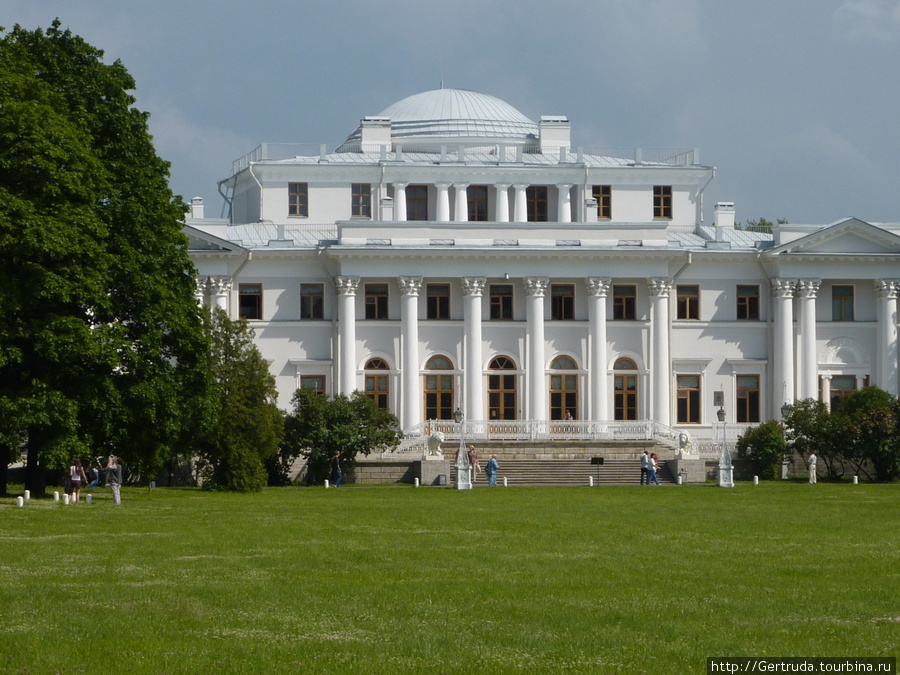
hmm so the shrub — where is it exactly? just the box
[735,421,787,480]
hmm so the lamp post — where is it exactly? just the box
[716,406,734,488]
[454,407,472,490]
[780,402,793,480]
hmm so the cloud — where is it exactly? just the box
[781,122,876,171]
[833,0,900,41]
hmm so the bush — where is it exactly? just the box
[735,421,786,480]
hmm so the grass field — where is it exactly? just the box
[0,482,898,674]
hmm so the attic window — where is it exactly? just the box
[366,238,391,246]
[430,239,455,246]
[493,239,519,246]
[556,240,581,247]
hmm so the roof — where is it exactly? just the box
[342,88,539,145]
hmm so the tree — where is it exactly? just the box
[735,420,787,480]
[783,398,844,479]
[0,22,212,495]
[282,389,402,485]
[736,217,788,232]
[834,387,899,482]
[199,309,283,491]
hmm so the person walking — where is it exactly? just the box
[467,445,480,483]
[648,453,661,486]
[808,451,817,484]
[105,456,123,505]
[486,455,499,486]
[69,459,88,504]
[330,451,343,488]
[640,451,650,485]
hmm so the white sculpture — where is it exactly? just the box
[677,431,693,458]
[426,431,445,458]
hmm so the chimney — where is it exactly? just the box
[190,197,204,219]
[539,116,570,154]
[715,202,734,242]
[360,116,392,149]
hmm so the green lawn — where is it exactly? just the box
[0,482,897,673]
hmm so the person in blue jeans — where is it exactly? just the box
[648,453,661,486]
[486,455,499,486]
[330,451,343,487]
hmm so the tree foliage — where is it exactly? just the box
[0,21,212,494]
[783,398,844,479]
[833,387,899,482]
[282,389,401,485]
[199,309,283,492]
[735,420,787,480]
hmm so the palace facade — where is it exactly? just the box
[184,88,900,447]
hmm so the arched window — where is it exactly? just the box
[488,356,517,420]
[614,358,638,421]
[365,358,390,411]
[550,356,578,420]
[424,356,454,420]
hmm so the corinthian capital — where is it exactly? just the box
[586,277,611,297]
[335,276,360,295]
[524,277,550,297]
[398,276,423,296]
[461,277,487,297]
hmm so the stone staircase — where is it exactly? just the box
[452,458,676,487]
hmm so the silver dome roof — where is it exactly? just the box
[343,88,538,145]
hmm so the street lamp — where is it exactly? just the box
[454,407,472,490]
[716,406,733,488]
[780,402,793,480]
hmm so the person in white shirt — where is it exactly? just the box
[640,451,650,485]
[807,452,817,484]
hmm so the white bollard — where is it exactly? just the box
[414,478,420,488]
[62,493,70,505]
[53,491,60,502]
[589,476,594,487]
[324,480,329,489]
[16,496,24,508]
[852,475,858,485]
[86,494,92,504]
[24,490,30,501]
[753,476,759,485]
[677,475,682,485]
[503,477,508,487]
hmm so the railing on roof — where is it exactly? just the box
[231,143,700,175]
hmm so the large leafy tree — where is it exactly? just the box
[282,389,402,485]
[735,420,787,480]
[833,387,899,482]
[783,398,844,479]
[0,22,212,495]
[199,309,283,492]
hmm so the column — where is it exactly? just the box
[393,183,408,221]
[208,276,231,312]
[587,278,611,421]
[195,277,208,307]
[876,280,899,396]
[648,278,672,426]
[462,277,486,421]
[399,277,423,430]
[821,375,832,411]
[513,184,529,223]
[525,277,549,420]
[796,279,820,401]
[771,278,796,415]
[435,183,451,222]
[556,184,572,223]
[495,184,510,222]
[335,276,360,395]
[454,183,469,222]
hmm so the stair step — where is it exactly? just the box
[451,459,675,486]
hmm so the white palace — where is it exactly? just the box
[184,88,900,453]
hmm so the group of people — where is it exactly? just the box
[68,456,123,505]
[640,451,662,486]
[455,445,500,486]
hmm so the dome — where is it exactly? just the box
[342,88,538,146]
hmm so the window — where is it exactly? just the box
[407,185,428,221]
[614,358,638,421]
[288,182,308,217]
[653,185,672,219]
[300,283,324,319]
[830,375,857,410]
[468,185,489,222]
[526,185,548,222]
[426,284,450,320]
[550,356,578,421]
[551,284,575,320]
[490,285,514,320]
[365,358,390,410]
[351,183,371,217]
[592,185,611,219]
[677,285,700,320]
[300,375,325,394]
[488,357,517,421]
[238,284,262,320]
[613,285,636,321]
[736,375,760,423]
[365,284,389,320]
[737,285,760,320]
[677,375,701,424]
[424,356,454,420]
[833,286,854,321]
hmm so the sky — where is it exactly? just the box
[6,0,900,225]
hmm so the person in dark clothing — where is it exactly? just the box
[330,451,343,488]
